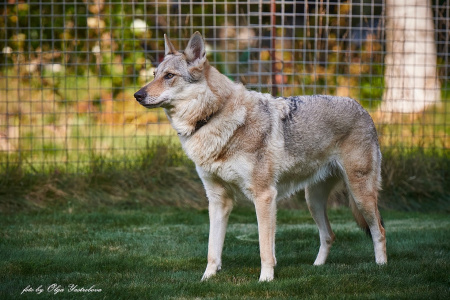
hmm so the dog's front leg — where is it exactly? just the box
[254,187,277,282]
[201,183,233,281]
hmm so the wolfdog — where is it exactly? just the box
[134,32,387,281]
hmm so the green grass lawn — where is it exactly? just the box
[1,207,449,299]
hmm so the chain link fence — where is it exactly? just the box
[1,0,448,172]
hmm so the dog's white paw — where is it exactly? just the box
[201,271,215,281]
[201,264,220,281]
[376,257,387,265]
[313,256,327,266]
[375,250,387,265]
[259,266,274,282]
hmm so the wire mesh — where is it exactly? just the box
[0,0,448,172]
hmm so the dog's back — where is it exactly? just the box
[280,95,381,177]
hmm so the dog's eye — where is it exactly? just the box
[164,73,175,80]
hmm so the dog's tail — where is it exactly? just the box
[349,196,371,236]
[329,181,372,236]
[348,195,385,237]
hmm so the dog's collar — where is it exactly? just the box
[177,113,214,137]
[194,114,213,132]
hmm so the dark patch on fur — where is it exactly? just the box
[258,98,271,115]
[258,98,272,149]
[283,96,304,121]
[281,96,305,154]
[194,114,213,132]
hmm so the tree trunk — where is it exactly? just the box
[382,0,440,114]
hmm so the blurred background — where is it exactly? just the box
[1,0,448,172]
[0,1,448,212]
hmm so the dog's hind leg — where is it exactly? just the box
[346,181,387,265]
[201,181,233,281]
[305,175,340,265]
[340,146,387,265]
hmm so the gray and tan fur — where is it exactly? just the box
[134,32,387,282]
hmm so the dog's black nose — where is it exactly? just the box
[134,90,146,102]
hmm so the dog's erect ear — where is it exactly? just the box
[184,31,206,65]
[164,34,178,56]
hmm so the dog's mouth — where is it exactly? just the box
[138,102,155,109]
[136,100,161,109]
[133,91,168,109]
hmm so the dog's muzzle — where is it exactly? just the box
[134,89,147,103]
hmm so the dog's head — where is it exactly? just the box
[134,32,207,109]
